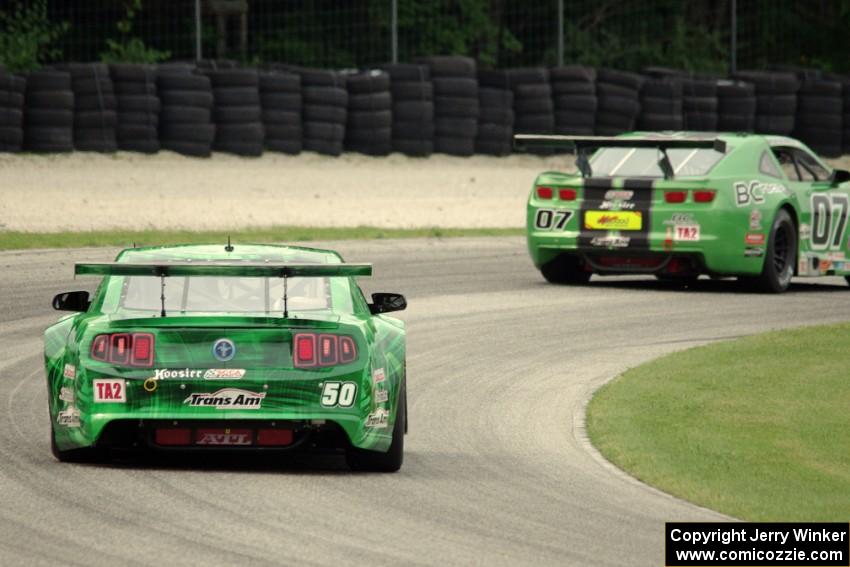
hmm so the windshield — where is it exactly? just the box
[118,276,332,314]
[589,147,724,178]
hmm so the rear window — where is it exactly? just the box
[589,147,724,178]
[119,276,332,314]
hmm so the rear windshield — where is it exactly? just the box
[119,276,332,314]
[589,147,724,178]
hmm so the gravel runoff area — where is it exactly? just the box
[0,151,567,233]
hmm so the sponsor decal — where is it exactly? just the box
[604,189,634,201]
[749,209,762,231]
[799,223,811,239]
[59,387,75,404]
[590,235,630,248]
[745,233,766,246]
[664,213,696,225]
[585,211,643,231]
[320,382,357,408]
[734,180,789,207]
[673,225,700,242]
[663,226,674,251]
[57,407,80,427]
[744,247,765,257]
[183,388,265,409]
[365,408,389,429]
[212,338,236,362]
[600,190,636,210]
[62,364,76,380]
[374,389,389,403]
[799,258,810,274]
[196,428,252,446]
[155,368,203,380]
[203,369,246,380]
[820,259,833,272]
[93,379,126,403]
[372,368,386,384]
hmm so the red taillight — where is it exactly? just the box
[90,333,156,367]
[536,186,553,199]
[693,190,716,203]
[257,429,294,446]
[293,333,357,368]
[664,191,687,204]
[155,428,191,446]
[558,188,577,201]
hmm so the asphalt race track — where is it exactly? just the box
[2,237,850,566]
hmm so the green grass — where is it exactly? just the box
[0,226,523,251]
[587,322,850,521]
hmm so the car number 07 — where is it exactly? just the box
[534,209,572,230]
[321,382,357,407]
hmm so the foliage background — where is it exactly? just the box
[6,0,850,72]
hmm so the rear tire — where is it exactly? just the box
[754,209,796,293]
[346,381,405,473]
[540,255,591,284]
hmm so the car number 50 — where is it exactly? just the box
[321,382,357,407]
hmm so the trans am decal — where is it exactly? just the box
[183,388,265,409]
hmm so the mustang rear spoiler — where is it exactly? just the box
[75,262,372,278]
[513,134,727,179]
[75,262,372,317]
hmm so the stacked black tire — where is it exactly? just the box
[595,69,644,135]
[550,65,596,135]
[716,80,756,132]
[732,71,798,135]
[260,70,302,154]
[823,73,850,155]
[421,56,478,156]
[157,71,215,157]
[344,70,392,156]
[0,71,25,152]
[67,63,117,152]
[638,78,683,130]
[681,78,718,131]
[110,64,159,153]
[208,68,264,156]
[509,68,554,142]
[379,63,433,156]
[793,79,842,157]
[23,69,73,153]
[299,68,347,156]
[475,70,514,156]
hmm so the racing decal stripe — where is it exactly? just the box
[577,178,614,249]
[622,178,653,250]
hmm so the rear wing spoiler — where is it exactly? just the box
[75,262,372,317]
[75,262,372,278]
[513,134,727,179]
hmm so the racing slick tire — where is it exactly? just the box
[753,208,796,293]
[346,381,405,473]
[540,254,591,285]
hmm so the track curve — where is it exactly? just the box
[2,237,850,566]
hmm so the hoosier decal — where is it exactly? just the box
[183,388,265,409]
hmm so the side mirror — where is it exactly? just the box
[369,292,407,315]
[52,291,90,312]
[830,168,850,187]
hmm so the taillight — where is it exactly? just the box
[90,333,156,367]
[664,191,687,204]
[558,188,577,201]
[536,186,553,199]
[693,190,716,203]
[293,332,357,368]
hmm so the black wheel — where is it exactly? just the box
[754,209,796,293]
[540,255,591,284]
[346,380,405,473]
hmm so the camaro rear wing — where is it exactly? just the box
[75,262,372,278]
[513,134,727,179]
[75,261,372,317]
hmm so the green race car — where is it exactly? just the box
[519,132,850,293]
[45,243,408,472]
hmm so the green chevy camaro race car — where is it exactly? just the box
[520,132,850,293]
[45,243,408,472]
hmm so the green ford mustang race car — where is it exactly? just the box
[45,243,408,471]
[519,132,850,293]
